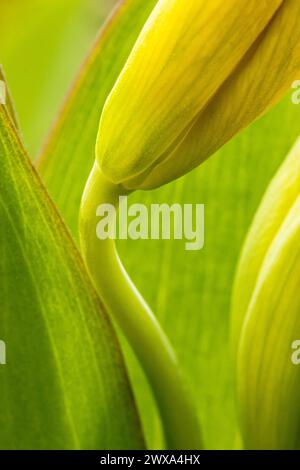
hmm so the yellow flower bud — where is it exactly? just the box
[231,138,300,449]
[141,0,300,189]
[96,0,284,188]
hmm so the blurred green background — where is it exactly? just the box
[0,0,116,156]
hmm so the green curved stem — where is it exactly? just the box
[79,162,202,450]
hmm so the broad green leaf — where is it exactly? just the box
[0,103,144,449]
[38,0,300,449]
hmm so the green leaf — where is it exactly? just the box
[38,0,300,449]
[0,104,144,449]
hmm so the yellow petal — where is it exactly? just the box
[97,0,283,185]
[231,137,300,355]
[237,193,300,449]
[137,0,300,189]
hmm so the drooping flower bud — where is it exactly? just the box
[96,0,285,189]
[140,0,300,189]
[232,138,300,449]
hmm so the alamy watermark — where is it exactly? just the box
[96,196,204,251]
[1,80,11,365]
[291,340,300,365]
[0,80,6,105]
[0,340,6,365]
